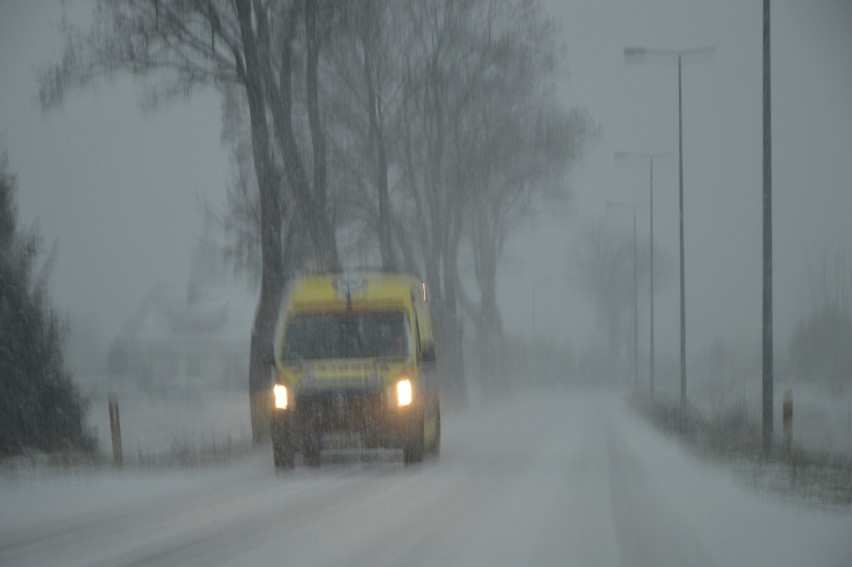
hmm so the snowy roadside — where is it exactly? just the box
[2,388,851,567]
[612,398,852,567]
[79,379,254,466]
[0,451,272,536]
[0,379,263,535]
[633,392,852,509]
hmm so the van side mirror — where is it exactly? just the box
[419,342,436,363]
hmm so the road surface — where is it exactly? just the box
[1,388,850,566]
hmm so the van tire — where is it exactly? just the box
[272,430,295,470]
[427,409,441,457]
[273,443,295,469]
[303,432,322,468]
[403,418,425,464]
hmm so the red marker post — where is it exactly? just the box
[782,389,793,453]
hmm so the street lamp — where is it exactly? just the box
[761,0,774,454]
[624,45,714,412]
[615,151,673,398]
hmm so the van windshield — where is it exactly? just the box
[282,310,411,360]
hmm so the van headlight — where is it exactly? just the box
[273,384,288,410]
[396,379,413,407]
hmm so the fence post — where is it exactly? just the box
[782,389,793,453]
[108,392,123,467]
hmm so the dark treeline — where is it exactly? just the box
[0,153,95,457]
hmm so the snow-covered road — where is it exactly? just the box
[2,389,851,567]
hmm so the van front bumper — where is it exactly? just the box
[270,390,421,450]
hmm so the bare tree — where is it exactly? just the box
[575,221,658,360]
[234,0,286,441]
[37,0,341,441]
[39,0,597,415]
[458,100,596,386]
[247,0,340,271]
[395,0,501,405]
[395,0,596,396]
[788,249,852,388]
[806,250,850,312]
[323,0,411,271]
[219,83,312,286]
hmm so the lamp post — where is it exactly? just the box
[615,151,673,398]
[762,0,774,453]
[632,209,638,389]
[624,45,714,412]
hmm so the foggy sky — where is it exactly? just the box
[501,0,852,359]
[0,1,230,365]
[1,0,851,371]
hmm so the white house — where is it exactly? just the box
[122,215,257,394]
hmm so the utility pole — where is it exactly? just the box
[762,0,774,453]
[677,53,686,412]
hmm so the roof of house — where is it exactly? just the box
[123,211,257,345]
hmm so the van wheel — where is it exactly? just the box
[303,433,322,468]
[427,408,441,457]
[272,424,295,470]
[403,418,425,465]
[273,441,295,469]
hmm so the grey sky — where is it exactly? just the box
[500,0,852,358]
[1,1,851,368]
[1,1,230,349]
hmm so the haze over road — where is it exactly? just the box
[2,389,850,567]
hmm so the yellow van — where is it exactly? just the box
[269,272,440,468]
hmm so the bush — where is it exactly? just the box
[788,305,852,388]
[0,152,96,457]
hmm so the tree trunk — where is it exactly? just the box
[361,11,396,271]
[439,243,468,408]
[304,0,340,271]
[236,0,285,443]
[478,246,504,396]
[253,1,339,273]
